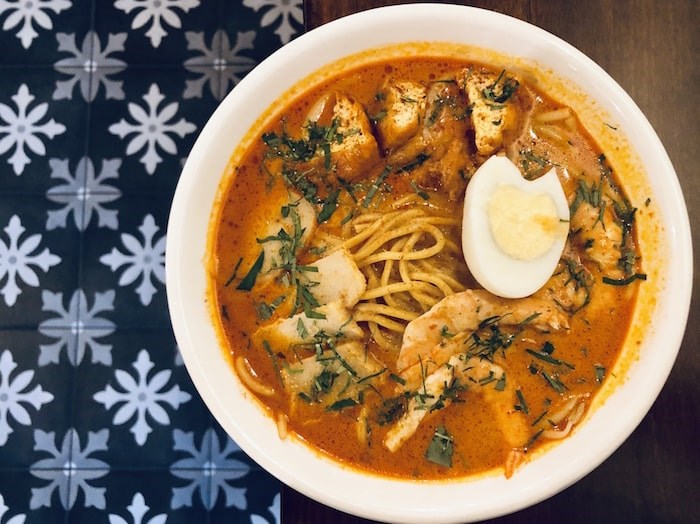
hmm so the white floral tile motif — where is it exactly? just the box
[0,215,61,307]
[243,0,303,44]
[108,83,196,175]
[114,0,201,48]
[0,492,26,524]
[94,348,191,446]
[0,84,66,176]
[108,492,167,524]
[99,214,166,306]
[0,0,72,49]
[0,349,54,446]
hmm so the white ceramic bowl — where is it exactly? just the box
[166,4,692,523]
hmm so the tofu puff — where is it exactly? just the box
[209,56,644,480]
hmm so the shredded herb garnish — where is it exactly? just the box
[255,295,286,320]
[440,325,455,339]
[262,340,283,386]
[326,398,358,412]
[602,273,647,286]
[482,69,519,104]
[425,425,454,467]
[466,315,515,361]
[362,166,392,208]
[525,346,574,369]
[410,180,430,200]
[316,188,339,222]
[514,389,529,414]
[224,257,243,287]
[540,371,568,393]
[236,251,265,291]
[594,364,606,383]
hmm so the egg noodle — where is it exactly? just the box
[318,194,467,351]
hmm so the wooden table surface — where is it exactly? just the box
[283,1,699,522]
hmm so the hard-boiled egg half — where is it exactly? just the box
[462,155,570,299]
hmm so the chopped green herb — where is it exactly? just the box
[399,153,430,172]
[602,273,647,286]
[362,166,391,208]
[541,371,568,393]
[410,180,430,200]
[389,373,407,386]
[255,295,286,320]
[514,389,529,414]
[262,340,283,385]
[495,373,507,391]
[440,325,455,339]
[594,364,606,383]
[525,429,544,450]
[236,251,265,291]
[531,409,549,426]
[326,398,358,412]
[296,318,308,339]
[525,347,574,369]
[224,257,243,287]
[482,69,519,103]
[425,425,454,467]
[317,188,340,222]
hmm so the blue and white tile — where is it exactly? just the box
[0,0,92,66]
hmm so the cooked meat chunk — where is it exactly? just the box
[375,80,427,152]
[388,81,473,200]
[304,92,380,181]
[458,68,519,156]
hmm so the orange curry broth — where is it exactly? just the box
[209,57,639,479]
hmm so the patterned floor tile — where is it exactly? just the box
[0,2,298,522]
[0,469,68,524]
[71,328,212,469]
[80,193,171,329]
[0,194,81,328]
[86,66,219,196]
[0,329,74,468]
[0,0,93,66]
[0,68,89,194]
[93,0,224,66]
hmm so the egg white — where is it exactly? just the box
[462,155,570,299]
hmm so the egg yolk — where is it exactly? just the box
[487,184,565,261]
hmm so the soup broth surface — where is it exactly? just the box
[210,56,643,479]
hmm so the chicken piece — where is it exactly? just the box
[282,340,385,407]
[396,289,569,389]
[257,193,316,280]
[384,355,529,452]
[253,300,363,347]
[384,356,458,452]
[459,68,519,156]
[304,92,380,181]
[388,81,473,200]
[535,242,592,314]
[375,80,427,151]
[570,200,625,278]
[308,247,366,307]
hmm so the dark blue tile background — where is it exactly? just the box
[0,1,304,521]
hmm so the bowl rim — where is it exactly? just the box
[166,4,693,523]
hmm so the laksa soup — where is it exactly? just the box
[207,46,648,480]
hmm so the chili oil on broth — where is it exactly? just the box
[209,54,642,480]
